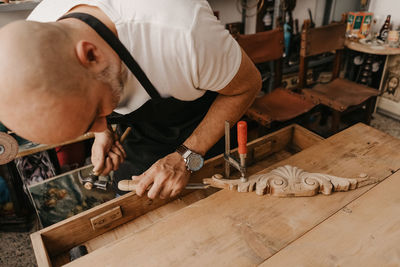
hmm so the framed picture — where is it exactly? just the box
[381,72,400,101]
[376,55,400,119]
[27,165,115,227]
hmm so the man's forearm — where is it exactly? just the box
[183,90,259,155]
[183,50,261,155]
[132,49,260,199]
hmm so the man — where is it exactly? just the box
[0,0,261,199]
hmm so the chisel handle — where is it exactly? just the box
[118,180,143,192]
[118,180,210,192]
[237,121,247,155]
[119,127,132,143]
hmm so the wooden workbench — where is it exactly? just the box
[32,123,400,266]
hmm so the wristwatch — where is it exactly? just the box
[176,144,204,172]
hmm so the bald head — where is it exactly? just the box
[0,20,89,97]
[0,20,122,144]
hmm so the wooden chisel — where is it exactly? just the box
[118,179,210,192]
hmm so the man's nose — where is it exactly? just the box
[88,117,108,133]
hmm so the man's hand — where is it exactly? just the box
[132,152,190,199]
[91,129,126,176]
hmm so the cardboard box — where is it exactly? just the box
[347,12,373,38]
[359,12,373,38]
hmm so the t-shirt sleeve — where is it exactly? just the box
[189,2,242,92]
[27,0,66,22]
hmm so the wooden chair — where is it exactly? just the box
[299,19,380,134]
[237,29,316,127]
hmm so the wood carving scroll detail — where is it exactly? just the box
[204,165,374,197]
[254,165,359,197]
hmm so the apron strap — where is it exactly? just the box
[58,12,161,99]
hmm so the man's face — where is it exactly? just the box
[0,80,116,144]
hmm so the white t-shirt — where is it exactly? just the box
[28,0,242,115]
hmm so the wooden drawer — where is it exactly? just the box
[31,124,323,266]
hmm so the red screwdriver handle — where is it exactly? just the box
[237,121,247,155]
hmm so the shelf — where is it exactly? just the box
[345,39,400,56]
[16,132,94,158]
[0,1,40,12]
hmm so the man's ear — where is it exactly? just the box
[75,40,106,72]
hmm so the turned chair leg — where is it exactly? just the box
[331,110,341,134]
[364,96,377,125]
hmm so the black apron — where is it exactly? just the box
[59,13,233,195]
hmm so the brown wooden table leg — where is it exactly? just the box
[365,96,377,125]
[331,110,341,134]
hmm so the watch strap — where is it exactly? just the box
[176,144,191,158]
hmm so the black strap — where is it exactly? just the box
[58,12,161,99]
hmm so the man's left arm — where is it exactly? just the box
[133,48,261,199]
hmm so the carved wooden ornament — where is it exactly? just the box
[203,165,378,197]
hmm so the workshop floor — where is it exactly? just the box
[0,112,399,267]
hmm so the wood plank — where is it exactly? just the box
[66,123,400,266]
[52,190,211,266]
[291,124,323,151]
[67,190,374,267]
[51,252,70,267]
[85,150,295,253]
[34,124,299,258]
[84,190,210,253]
[190,124,294,183]
[17,132,94,158]
[261,170,400,266]
[53,149,296,265]
[39,189,173,258]
[30,232,51,267]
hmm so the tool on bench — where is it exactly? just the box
[118,120,248,193]
[0,132,18,165]
[200,121,249,191]
[224,120,247,182]
[79,127,132,190]
[118,178,217,192]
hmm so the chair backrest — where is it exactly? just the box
[236,29,284,88]
[300,21,346,57]
[298,17,346,88]
[236,29,284,63]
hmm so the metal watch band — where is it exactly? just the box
[176,144,191,158]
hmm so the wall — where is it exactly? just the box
[208,0,258,34]
[369,0,400,28]
[292,0,325,27]
[0,10,31,28]
[329,0,360,22]
[208,0,326,34]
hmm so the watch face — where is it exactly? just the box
[187,153,204,172]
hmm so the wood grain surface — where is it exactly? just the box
[33,124,320,266]
[66,123,400,266]
[262,170,400,266]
